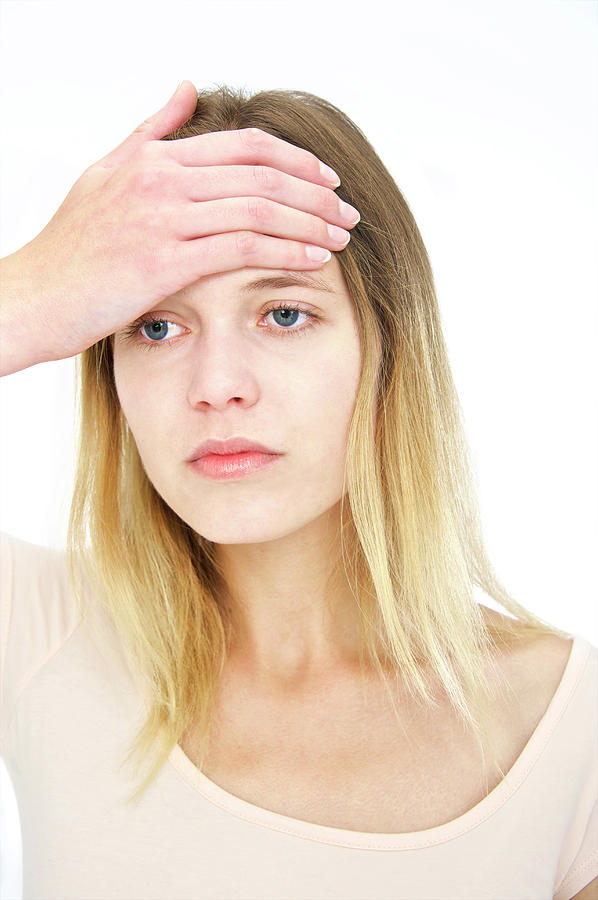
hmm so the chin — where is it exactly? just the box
[160,482,345,546]
[190,521,298,546]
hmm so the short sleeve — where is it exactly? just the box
[0,532,81,750]
[553,801,598,899]
[553,643,598,900]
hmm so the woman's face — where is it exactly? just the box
[112,256,362,544]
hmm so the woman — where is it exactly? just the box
[0,80,596,900]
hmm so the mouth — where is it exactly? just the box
[188,449,282,481]
[187,436,283,480]
[189,437,281,460]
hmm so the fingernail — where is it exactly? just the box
[306,246,332,262]
[319,162,341,187]
[327,224,350,244]
[339,199,360,224]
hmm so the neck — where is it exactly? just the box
[212,503,364,686]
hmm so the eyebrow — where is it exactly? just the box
[238,272,335,296]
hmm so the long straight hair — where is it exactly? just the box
[68,85,572,804]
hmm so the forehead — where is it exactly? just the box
[174,255,350,303]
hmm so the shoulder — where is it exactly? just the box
[481,605,573,676]
[2,531,62,595]
[480,606,574,739]
[1,530,67,572]
[0,531,82,640]
[0,534,84,744]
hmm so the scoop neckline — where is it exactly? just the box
[167,634,588,850]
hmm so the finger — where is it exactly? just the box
[174,197,351,251]
[180,165,360,228]
[102,80,198,167]
[176,232,333,280]
[163,127,341,189]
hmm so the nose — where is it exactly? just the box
[185,332,260,411]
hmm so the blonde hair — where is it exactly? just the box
[68,85,572,805]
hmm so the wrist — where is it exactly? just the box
[0,244,61,375]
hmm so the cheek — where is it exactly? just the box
[110,343,362,541]
[113,359,142,428]
[112,335,361,467]
[113,356,175,453]
[302,345,361,456]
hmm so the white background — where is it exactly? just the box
[0,1,596,897]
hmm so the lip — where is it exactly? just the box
[187,437,283,481]
[189,437,281,460]
[190,451,281,481]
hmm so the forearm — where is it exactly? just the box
[0,245,61,376]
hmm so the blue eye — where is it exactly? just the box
[140,320,184,342]
[267,307,305,328]
[121,302,320,350]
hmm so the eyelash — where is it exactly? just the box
[121,302,320,351]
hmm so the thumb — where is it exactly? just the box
[136,80,198,140]
[103,80,198,166]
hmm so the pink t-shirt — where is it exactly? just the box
[1,531,596,900]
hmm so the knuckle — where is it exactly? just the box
[239,127,271,152]
[322,185,340,217]
[252,164,279,194]
[132,118,153,136]
[246,196,270,223]
[136,140,158,160]
[289,243,308,268]
[299,146,321,178]
[306,213,322,242]
[235,230,259,257]
[129,163,166,195]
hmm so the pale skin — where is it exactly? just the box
[112,256,368,689]
[1,80,588,894]
[0,79,359,376]
[0,80,362,679]
[111,230,578,861]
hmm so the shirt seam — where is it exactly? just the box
[0,615,83,750]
